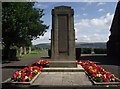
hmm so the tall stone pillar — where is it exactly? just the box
[107,1,120,57]
[51,6,76,67]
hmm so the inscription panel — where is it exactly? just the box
[58,15,68,53]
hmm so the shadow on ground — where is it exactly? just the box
[2,59,20,64]
[80,55,119,66]
[41,57,51,59]
[2,66,28,69]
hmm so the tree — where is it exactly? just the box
[2,2,49,60]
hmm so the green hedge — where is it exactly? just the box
[82,48,91,54]
[94,48,107,54]
[76,48,81,59]
[48,49,51,57]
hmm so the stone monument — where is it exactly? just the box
[50,6,76,67]
[107,1,120,57]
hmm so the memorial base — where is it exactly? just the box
[49,61,77,68]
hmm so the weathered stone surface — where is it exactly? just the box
[49,61,77,68]
[32,72,92,86]
[51,6,75,61]
[51,6,76,67]
[41,65,84,72]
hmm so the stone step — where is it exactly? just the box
[42,67,84,72]
[50,61,77,63]
[32,72,92,86]
[49,61,77,68]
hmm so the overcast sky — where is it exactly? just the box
[32,1,118,45]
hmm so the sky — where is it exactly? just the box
[32,1,118,45]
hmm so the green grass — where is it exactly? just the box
[2,50,48,64]
[18,50,48,59]
[81,54,94,56]
[19,53,38,59]
[31,50,48,54]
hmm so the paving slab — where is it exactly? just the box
[32,71,92,86]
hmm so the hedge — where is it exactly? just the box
[94,48,107,54]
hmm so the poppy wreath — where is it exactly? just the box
[33,60,49,68]
[77,60,120,82]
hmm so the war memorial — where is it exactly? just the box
[2,1,120,89]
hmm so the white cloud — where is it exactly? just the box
[86,2,94,5]
[83,13,87,16]
[33,3,49,9]
[32,13,114,45]
[97,2,106,6]
[75,13,114,42]
[77,34,109,42]
[98,9,104,12]
[32,30,51,45]
[75,15,79,18]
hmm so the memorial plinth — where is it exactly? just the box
[50,6,76,67]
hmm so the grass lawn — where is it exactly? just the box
[2,50,48,64]
[17,50,48,59]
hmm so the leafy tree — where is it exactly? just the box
[2,2,49,60]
